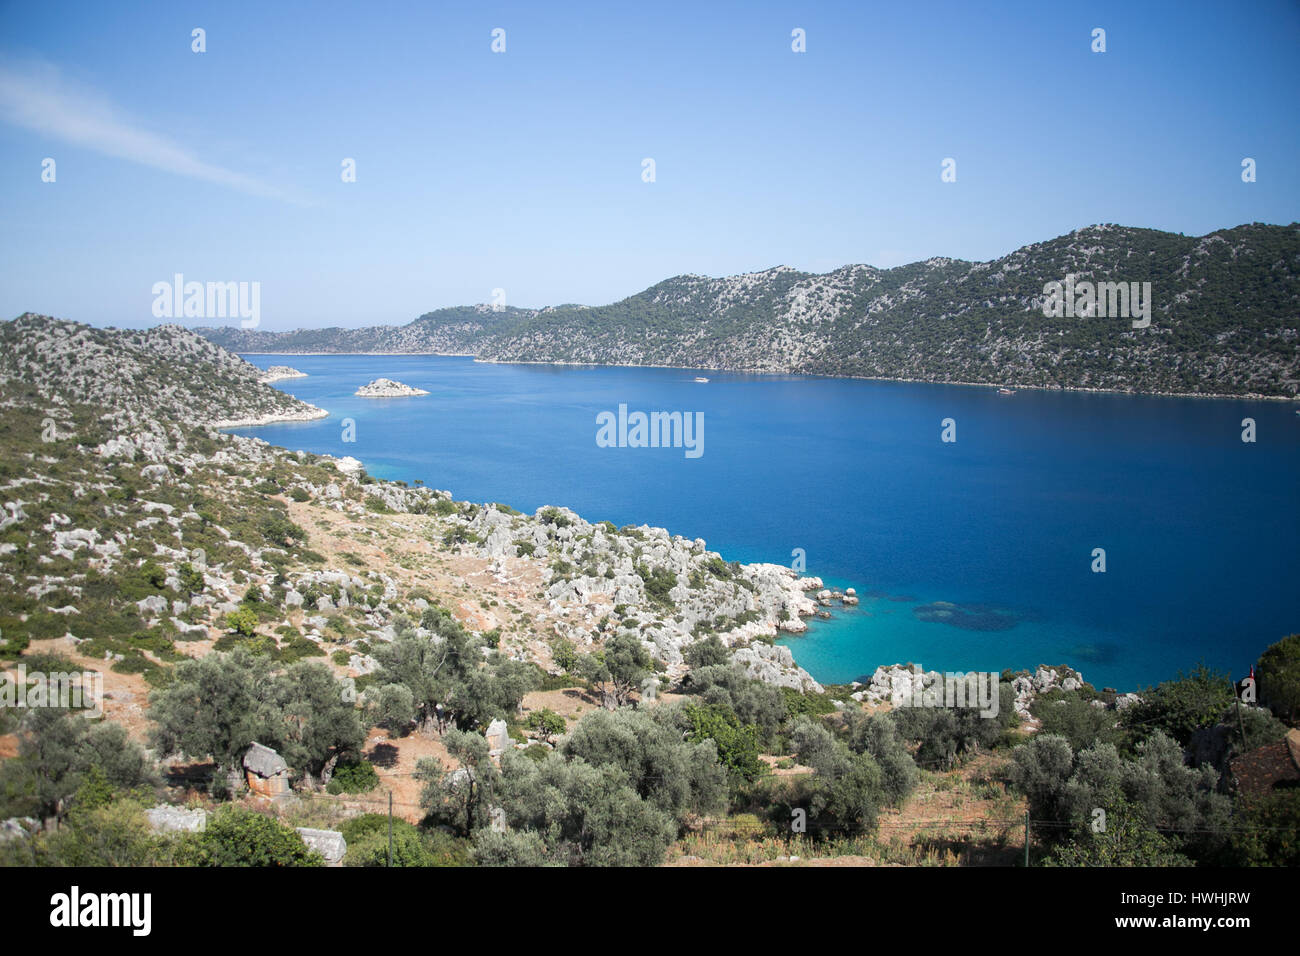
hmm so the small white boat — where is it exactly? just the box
[998,387,1015,395]
[694,376,709,383]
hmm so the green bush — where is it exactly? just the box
[1122,663,1237,746]
[1032,692,1127,751]
[636,564,677,605]
[224,607,258,638]
[683,702,764,783]
[177,806,322,867]
[525,709,566,743]
[327,758,380,794]
[550,637,579,673]
[340,814,470,867]
[1256,634,1300,723]
[781,686,836,718]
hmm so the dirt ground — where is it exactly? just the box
[9,635,156,743]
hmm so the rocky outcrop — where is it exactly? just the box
[259,366,307,383]
[295,827,347,866]
[444,503,828,688]
[850,661,1140,723]
[853,664,942,707]
[355,378,429,397]
[731,642,823,694]
[145,806,209,833]
[0,817,39,841]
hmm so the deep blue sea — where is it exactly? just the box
[231,355,1300,692]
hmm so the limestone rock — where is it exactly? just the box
[296,827,347,866]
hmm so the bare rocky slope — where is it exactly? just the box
[198,223,1300,398]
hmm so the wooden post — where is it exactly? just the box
[388,790,394,868]
[1024,810,1030,867]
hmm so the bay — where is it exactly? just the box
[231,354,1300,692]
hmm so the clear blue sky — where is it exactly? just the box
[1,0,1297,329]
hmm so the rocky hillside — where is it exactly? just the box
[0,313,327,428]
[199,223,1300,398]
[0,318,828,698]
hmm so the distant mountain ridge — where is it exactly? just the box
[199,222,1300,397]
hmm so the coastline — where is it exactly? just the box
[235,350,1300,403]
[208,405,329,428]
[214,426,1140,698]
[472,357,1300,403]
[223,359,1290,695]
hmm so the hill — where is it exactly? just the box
[0,313,327,428]
[198,223,1300,398]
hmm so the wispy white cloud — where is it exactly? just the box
[0,57,305,204]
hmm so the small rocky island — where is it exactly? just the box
[355,377,429,397]
[259,365,307,384]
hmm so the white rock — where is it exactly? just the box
[146,806,208,833]
[355,378,429,398]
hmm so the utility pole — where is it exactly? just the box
[1024,810,1030,868]
[388,790,394,868]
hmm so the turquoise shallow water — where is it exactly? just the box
[232,354,1300,692]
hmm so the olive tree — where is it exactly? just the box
[148,646,279,776]
[788,716,887,837]
[416,729,499,836]
[562,704,727,821]
[0,709,157,821]
[490,750,678,866]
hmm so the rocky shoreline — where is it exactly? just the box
[258,365,308,384]
[302,449,1124,705]
[852,663,1142,723]
[435,497,830,693]
[209,405,329,428]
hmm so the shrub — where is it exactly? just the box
[550,637,579,673]
[1032,692,1127,751]
[178,806,321,867]
[1256,634,1300,723]
[327,759,380,794]
[525,709,566,743]
[539,507,572,528]
[684,635,729,669]
[636,564,677,605]
[177,562,205,596]
[1122,663,1237,746]
[781,686,836,718]
[683,702,763,783]
[224,607,258,638]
